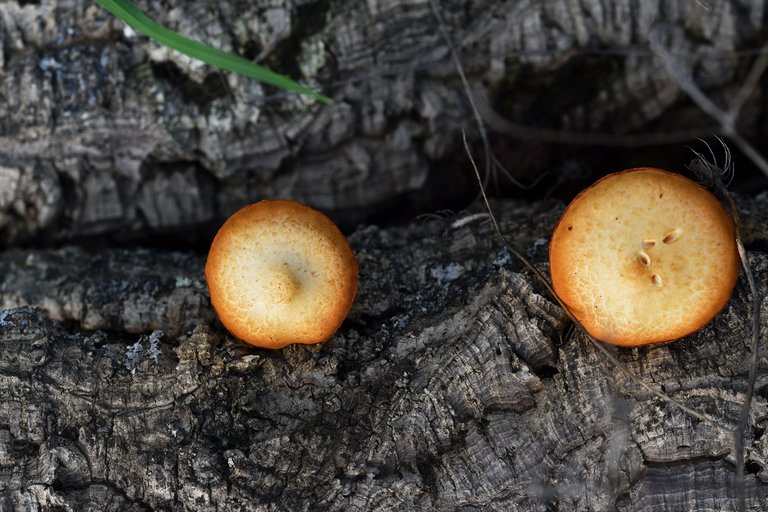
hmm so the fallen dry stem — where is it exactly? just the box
[726,43,768,128]
[429,0,493,192]
[471,84,718,147]
[687,140,764,512]
[649,30,768,180]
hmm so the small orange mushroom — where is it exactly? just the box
[205,200,358,349]
[549,168,739,347]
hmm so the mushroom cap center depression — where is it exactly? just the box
[264,263,301,304]
[230,242,317,317]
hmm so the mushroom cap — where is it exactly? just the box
[549,168,739,347]
[205,200,359,349]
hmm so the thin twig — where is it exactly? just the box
[429,0,493,192]
[733,236,763,512]
[648,31,726,123]
[649,28,768,180]
[471,85,717,146]
[726,42,768,128]
[687,139,764,512]
[724,132,768,179]
[491,153,549,190]
[461,131,559,299]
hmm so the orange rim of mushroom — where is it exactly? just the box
[205,200,359,349]
[549,168,739,347]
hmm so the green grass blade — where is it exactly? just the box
[95,0,332,104]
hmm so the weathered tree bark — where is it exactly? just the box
[0,197,767,511]
[2,0,768,509]
[1,0,766,244]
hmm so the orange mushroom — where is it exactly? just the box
[549,168,739,347]
[205,200,358,349]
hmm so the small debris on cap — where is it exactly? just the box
[549,168,739,346]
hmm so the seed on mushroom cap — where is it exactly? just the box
[663,227,684,244]
[549,168,739,347]
[205,200,359,349]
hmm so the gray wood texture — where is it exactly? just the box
[0,197,767,510]
[0,0,766,243]
[2,0,768,510]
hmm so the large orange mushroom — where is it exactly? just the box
[205,200,358,349]
[549,168,739,347]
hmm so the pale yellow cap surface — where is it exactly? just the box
[549,168,739,346]
[206,200,359,349]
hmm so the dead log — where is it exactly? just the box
[0,198,767,510]
[0,0,766,244]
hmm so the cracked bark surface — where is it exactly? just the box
[1,0,767,243]
[0,198,767,511]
